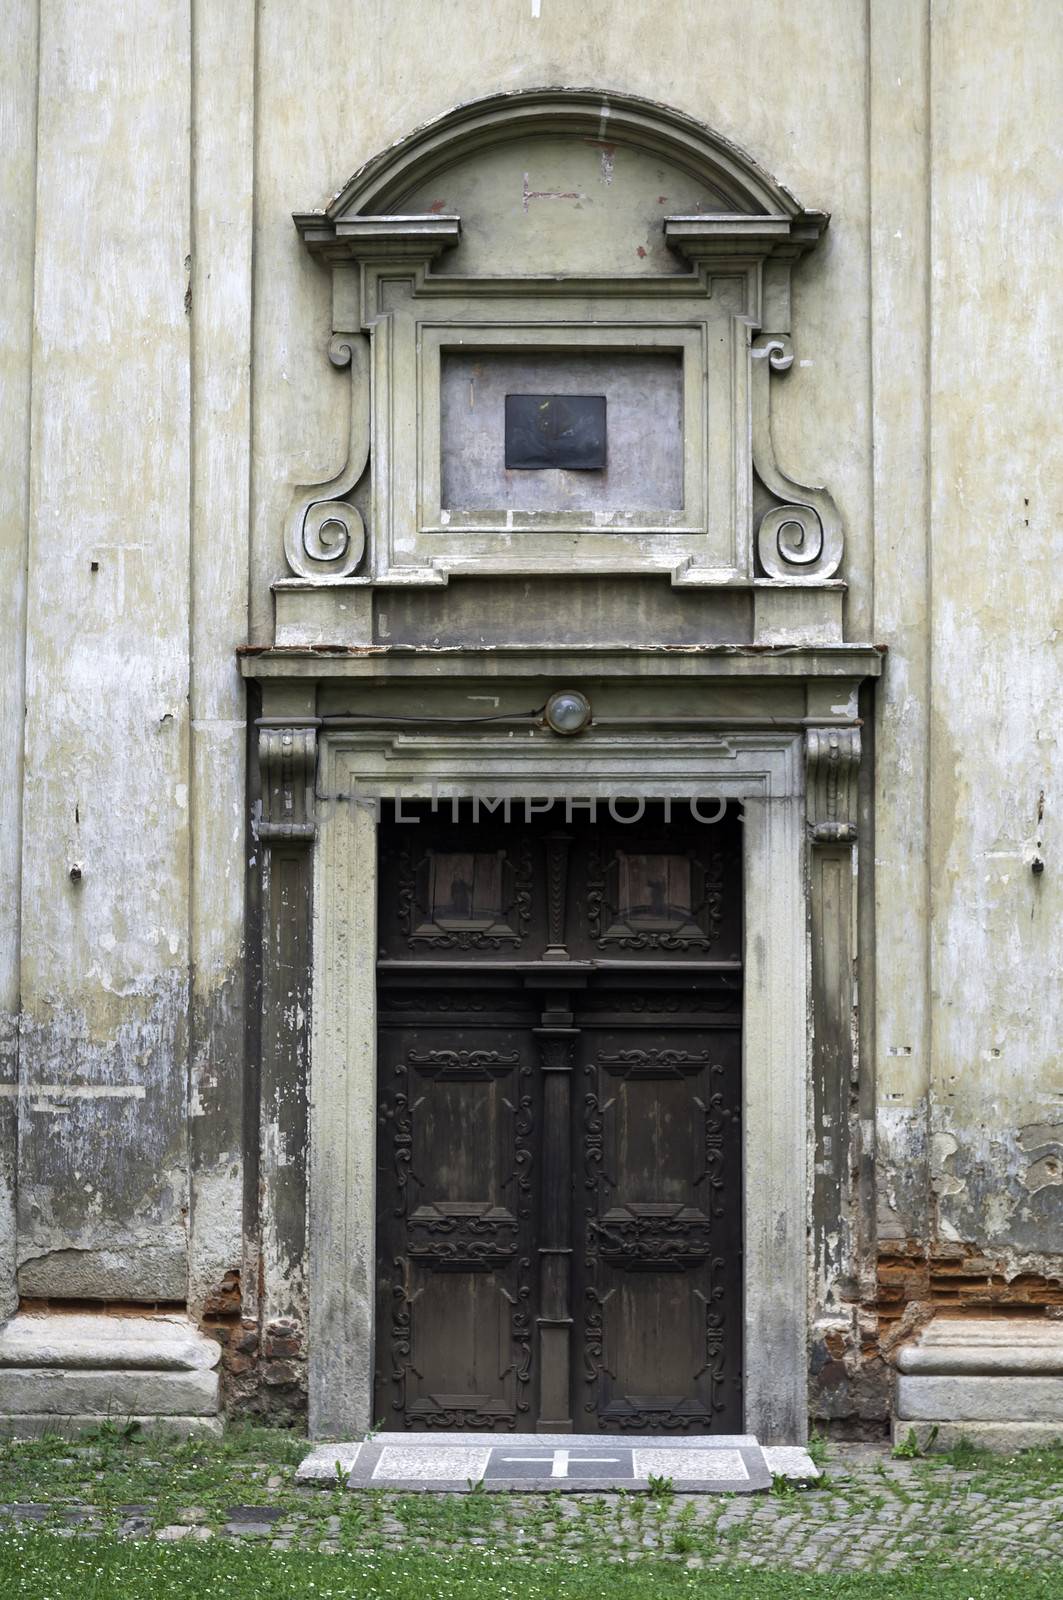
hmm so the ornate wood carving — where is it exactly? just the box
[257,725,317,842]
[695,1259,728,1407]
[406,1206,518,1264]
[586,844,724,953]
[578,1027,741,1432]
[375,805,743,1435]
[388,1270,413,1414]
[408,1398,519,1431]
[389,1076,413,1218]
[511,1054,535,1221]
[806,726,861,843]
[408,1047,520,1080]
[392,837,534,951]
[511,1264,534,1412]
[595,1399,713,1433]
[752,334,844,581]
[376,990,536,1431]
[698,1061,732,1218]
[590,1207,714,1266]
[596,1046,712,1078]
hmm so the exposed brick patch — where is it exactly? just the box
[18,1297,186,1315]
[810,1241,1063,1433]
[875,1242,1063,1326]
[208,1310,307,1423]
[201,1269,242,1318]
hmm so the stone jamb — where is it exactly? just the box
[307,725,809,1444]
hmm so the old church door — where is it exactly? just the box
[374,800,743,1433]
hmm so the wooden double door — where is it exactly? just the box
[374,802,743,1433]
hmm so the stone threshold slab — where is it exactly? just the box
[298,1433,819,1493]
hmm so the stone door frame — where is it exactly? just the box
[307,726,808,1443]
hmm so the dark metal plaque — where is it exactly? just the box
[504,393,606,470]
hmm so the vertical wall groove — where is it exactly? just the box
[0,0,42,1318]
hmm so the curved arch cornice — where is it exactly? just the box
[298,86,819,225]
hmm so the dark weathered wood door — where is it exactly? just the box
[374,802,743,1433]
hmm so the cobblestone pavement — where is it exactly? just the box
[1,1441,1061,1574]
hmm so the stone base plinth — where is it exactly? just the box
[0,1412,223,1439]
[892,1318,1063,1451]
[0,1312,221,1430]
[890,1420,1063,1452]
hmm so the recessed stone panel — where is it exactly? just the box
[632,1447,748,1481]
[372,1445,491,1482]
[441,350,682,514]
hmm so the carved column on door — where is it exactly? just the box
[543,833,572,960]
[534,1000,578,1432]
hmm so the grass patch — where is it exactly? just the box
[910,1441,1063,1502]
[0,1427,1060,1584]
[0,1424,307,1524]
[0,1532,1057,1599]
[893,1426,939,1460]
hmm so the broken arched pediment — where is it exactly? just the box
[296,87,827,278]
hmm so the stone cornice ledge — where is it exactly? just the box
[294,213,461,261]
[239,642,885,682]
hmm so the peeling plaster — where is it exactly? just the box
[1022,1155,1063,1193]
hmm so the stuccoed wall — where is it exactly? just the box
[925,3,1059,1249]
[0,0,1058,1423]
[874,0,1062,1351]
[4,0,193,1311]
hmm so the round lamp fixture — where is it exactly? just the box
[544,689,592,736]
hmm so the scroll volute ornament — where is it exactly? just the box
[752,334,844,581]
[284,334,369,579]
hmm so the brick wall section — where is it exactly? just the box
[876,1244,1063,1326]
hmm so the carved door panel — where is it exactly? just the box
[573,988,742,1432]
[566,810,743,965]
[375,987,538,1430]
[378,819,542,960]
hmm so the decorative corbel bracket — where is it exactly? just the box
[258,725,318,843]
[806,728,860,844]
[752,334,844,581]
[284,333,371,580]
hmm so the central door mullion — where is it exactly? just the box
[534,989,579,1433]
